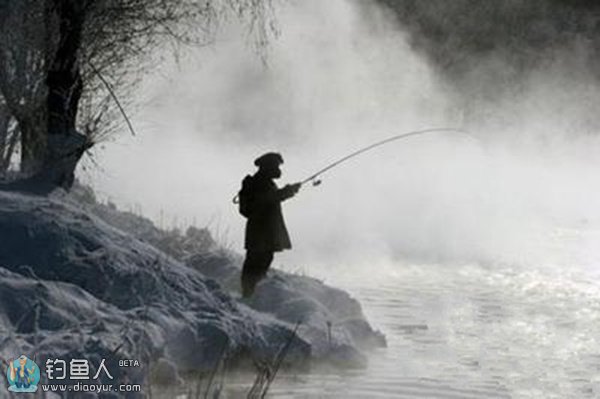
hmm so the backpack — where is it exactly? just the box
[238,175,254,218]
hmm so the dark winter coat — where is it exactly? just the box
[242,174,294,252]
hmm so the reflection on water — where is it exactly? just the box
[267,261,600,398]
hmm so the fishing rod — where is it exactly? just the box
[300,127,470,187]
[233,127,470,204]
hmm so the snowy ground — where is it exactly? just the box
[0,188,384,398]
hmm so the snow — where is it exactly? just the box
[0,187,384,396]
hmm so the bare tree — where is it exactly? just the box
[0,0,274,192]
[0,99,19,174]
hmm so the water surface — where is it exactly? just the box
[268,257,600,398]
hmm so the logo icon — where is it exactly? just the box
[5,355,40,393]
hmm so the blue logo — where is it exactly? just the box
[5,355,40,393]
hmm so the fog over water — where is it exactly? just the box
[85,0,600,275]
[82,1,600,396]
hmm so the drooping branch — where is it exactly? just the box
[0,0,275,192]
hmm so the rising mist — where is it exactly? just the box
[86,0,600,276]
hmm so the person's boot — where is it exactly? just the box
[241,276,256,298]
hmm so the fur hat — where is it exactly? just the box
[254,152,284,168]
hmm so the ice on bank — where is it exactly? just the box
[0,188,384,395]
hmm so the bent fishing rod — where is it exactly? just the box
[300,127,469,187]
[233,127,470,203]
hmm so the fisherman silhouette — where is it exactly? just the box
[238,152,301,297]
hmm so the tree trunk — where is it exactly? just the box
[17,112,46,174]
[2,124,19,173]
[0,105,8,172]
[24,0,91,192]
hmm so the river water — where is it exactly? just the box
[266,244,600,398]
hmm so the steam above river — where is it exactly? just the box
[87,0,600,274]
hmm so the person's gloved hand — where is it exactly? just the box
[284,182,302,196]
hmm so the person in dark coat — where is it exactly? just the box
[239,152,301,297]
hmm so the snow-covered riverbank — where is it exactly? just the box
[0,188,384,397]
